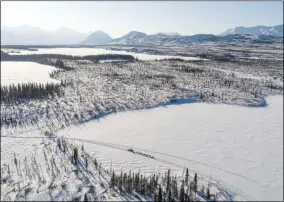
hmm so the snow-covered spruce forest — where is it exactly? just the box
[1,47,283,201]
[1,52,283,134]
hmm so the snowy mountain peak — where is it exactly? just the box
[122,31,148,39]
[80,30,113,45]
[109,31,148,45]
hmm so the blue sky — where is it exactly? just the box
[1,1,283,38]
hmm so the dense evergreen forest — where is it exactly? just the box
[1,50,135,62]
[1,82,64,103]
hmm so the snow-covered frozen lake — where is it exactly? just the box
[1,61,60,86]
[1,48,204,61]
[56,96,283,201]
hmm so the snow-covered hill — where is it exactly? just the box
[79,31,113,45]
[220,24,283,37]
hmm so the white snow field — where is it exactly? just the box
[1,61,60,86]
[54,95,283,201]
[1,48,204,61]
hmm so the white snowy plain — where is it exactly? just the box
[1,61,60,86]
[1,48,204,61]
[51,95,282,201]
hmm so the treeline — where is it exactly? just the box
[158,58,187,62]
[193,53,236,62]
[107,168,213,201]
[1,82,64,103]
[84,54,135,61]
[1,51,135,62]
[67,141,214,202]
[158,58,205,62]
[37,59,73,71]
[264,80,283,90]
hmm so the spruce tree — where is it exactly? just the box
[174,180,178,197]
[185,168,189,185]
[73,147,78,165]
[193,173,198,196]
[110,171,115,189]
[94,158,98,169]
[194,173,197,185]
[180,182,185,202]
[57,139,61,150]
[84,193,88,202]
[14,153,17,166]
[158,185,163,202]
[166,168,171,191]
[207,186,210,200]
[168,188,172,202]
[85,158,88,169]
[119,171,123,192]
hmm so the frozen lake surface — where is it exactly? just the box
[56,95,283,201]
[1,61,60,86]
[2,48,204,61]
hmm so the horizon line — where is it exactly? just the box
[1,23,283,39]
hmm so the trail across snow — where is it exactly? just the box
[54,95,283,201]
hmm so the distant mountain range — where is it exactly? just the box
[220,24,283,37]
[109,27,283,46]
[1,25,89,45]
[1,24,283,45]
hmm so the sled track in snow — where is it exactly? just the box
[0,134,267,188]
[2,135,264,200]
